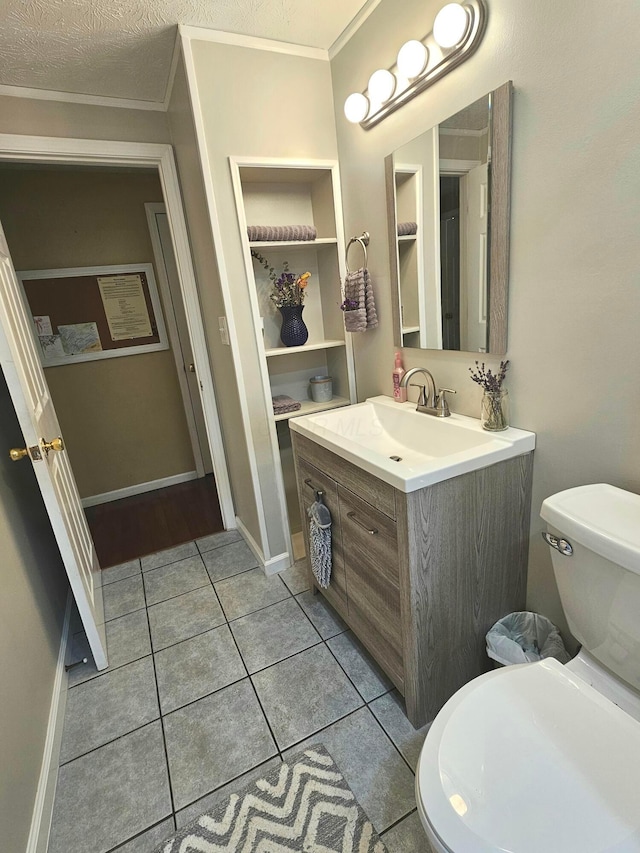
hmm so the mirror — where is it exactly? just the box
[385,81,512,354]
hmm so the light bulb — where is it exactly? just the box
[344,92,369,123]
[397,40,429,78]
[367,69,396,103]
[433,3,469,48]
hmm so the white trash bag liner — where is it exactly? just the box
[486,611,570,666]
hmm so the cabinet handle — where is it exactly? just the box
[304,478,317,491]
[347,511,378,535]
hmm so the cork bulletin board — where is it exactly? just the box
[17,263,169,367]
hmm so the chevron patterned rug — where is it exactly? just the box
[156,745,388,852]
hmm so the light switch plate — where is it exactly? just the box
[218,316,229,346]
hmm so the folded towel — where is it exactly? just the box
[308,500,332,589]
[247,225,317,242]
[397,221,418,236]
[272,395,301,415]
[343,268,379,333]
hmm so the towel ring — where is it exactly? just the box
[345,231,370,274]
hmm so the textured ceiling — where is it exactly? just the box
[0,0,370,104]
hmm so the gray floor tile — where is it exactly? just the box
[104,574,146,621]
[174,756,282,829]
[163,679,277,810]
[141,541,198,572]
[215,567,289,621]
[196,529,242,554]
[111,817,176,853]
[143,555,209,606]
[230,597,320,673]
[252,644,363,750]
[202,539,258,583]
[48,722,171,853]
[60,657,158,763]
[148,585,225,651]
[369,690,431,771]
[327,630,393,702]
[382,811,432,852]
[295,589,348,639]
[155,624,246,714]
[280,559,311,595]
[67,609,151,687]
[281,706,416,834]
[101,558,141,586]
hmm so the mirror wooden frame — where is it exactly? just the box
[385,80,513,354]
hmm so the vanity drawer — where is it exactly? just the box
[292,432,396,520]
[338,486,404,689]
[295,458,348,615]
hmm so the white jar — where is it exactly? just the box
[310,375,332,403]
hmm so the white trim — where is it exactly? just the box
[81,471,198,508]
[180,34,271,556]
[145,203,205,477]
[394,162,427,349]
[439,159,481,174]
[329,0,384,59]
[163,32,183,111]
[235,515,290,574]
[439,126,488,138]
[26,593,71,853]
[178,25,328,61]
[0,133,235,530]
[0,83,164,112]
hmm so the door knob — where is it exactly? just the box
[9,447,28,461]
[188,363,196,373]
[41,436,65,455]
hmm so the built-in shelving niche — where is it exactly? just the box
[231,159,355,554]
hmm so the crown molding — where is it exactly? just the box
[329,0,383,59]
[178,25,328,61]
[0,83,165,111]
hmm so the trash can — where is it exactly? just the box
[486,611,570,667]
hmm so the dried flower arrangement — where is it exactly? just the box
[251,250,311,308]
[340,297,359,312]
[468,360,510,392]
[469,360,510,430]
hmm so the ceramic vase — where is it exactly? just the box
[279,305,308,347]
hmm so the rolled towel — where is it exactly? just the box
[248,225,317,242]
[272,394,302,415]
[397,221,418,236]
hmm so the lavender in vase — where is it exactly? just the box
[469,360,510,431]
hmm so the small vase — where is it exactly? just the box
[481,389,509,431]
[279,305,308,347]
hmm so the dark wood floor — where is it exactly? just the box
[86,474,223,568]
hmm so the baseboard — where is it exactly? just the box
[263,550,292,575]
[81,471,198,507]
[27,592,72,853]
[234,516,290,576]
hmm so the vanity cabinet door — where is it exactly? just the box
[295,458,348,617]
[338,486,404,689]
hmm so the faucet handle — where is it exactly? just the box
[410,383,428,407]
[436,388,456,417]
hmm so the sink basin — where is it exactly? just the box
[289,395,536,492]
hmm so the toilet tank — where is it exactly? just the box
[541,484,640,693]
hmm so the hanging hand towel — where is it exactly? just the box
[343,268,379,333]
[308,499,332,589]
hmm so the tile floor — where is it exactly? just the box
[49,532,433,853]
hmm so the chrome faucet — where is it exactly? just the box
[400,367,456,417]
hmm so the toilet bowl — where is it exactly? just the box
[416,484,640,853]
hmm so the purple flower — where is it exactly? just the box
[469,359,509,392]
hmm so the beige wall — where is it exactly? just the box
[331,0,640,641]
[0,372,69,853]
[167,55,260,540]
[0,168,195,497]
[188,39,339,558]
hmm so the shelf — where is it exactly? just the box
[402,325,420,334]
[249,238,337,249]
[273,396,351,422]
[398,235,417,242]
[265,339,345,358]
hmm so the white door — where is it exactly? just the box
[462,162,489,353]
[0,221,107,669]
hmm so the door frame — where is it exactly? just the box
[0,133,235,528]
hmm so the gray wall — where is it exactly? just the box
[331,0,640,640]
[0,372,68,853]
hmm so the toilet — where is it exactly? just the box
[415,483,640,853]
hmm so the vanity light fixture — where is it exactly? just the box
[344,0,487,129]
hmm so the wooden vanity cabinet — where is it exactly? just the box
[292,431,534,728]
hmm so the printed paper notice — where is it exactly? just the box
[97,274,152,341]
[58,322,102,355]
[39,334,65,361]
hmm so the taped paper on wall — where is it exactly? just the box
[39,334,65,361]
[33,315,53,336]
[97,273,153,340]
[58,322,102,355]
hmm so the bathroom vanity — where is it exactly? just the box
[290,396,534,727]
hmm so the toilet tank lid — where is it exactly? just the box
[541,484,640,575]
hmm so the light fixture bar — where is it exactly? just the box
[348,0,487,129]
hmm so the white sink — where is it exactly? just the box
[289,395,536,492]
